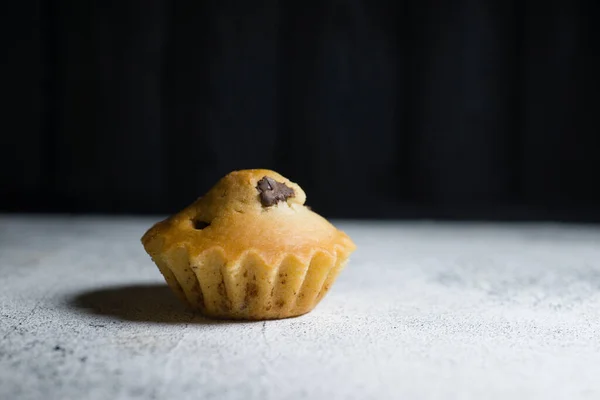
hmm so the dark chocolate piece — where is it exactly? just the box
[256,176,295,207]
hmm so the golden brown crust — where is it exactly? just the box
[141,169,356,319]
[142,169,355,265]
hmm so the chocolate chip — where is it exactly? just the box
[256,176,295,207]
[192,219,210,230]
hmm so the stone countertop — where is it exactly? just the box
[1,215,600,400]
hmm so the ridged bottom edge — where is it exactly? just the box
[153,250,347,320]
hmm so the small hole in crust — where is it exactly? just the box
[192,219,210,230]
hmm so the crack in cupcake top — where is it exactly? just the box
[256,176,295,207]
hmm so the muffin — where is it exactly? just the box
[141,169,356,320]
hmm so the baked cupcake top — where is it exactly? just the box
[142,169,356,266]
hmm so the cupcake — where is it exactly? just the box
[141,169,356,320]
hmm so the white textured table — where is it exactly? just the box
[1,215,600,400]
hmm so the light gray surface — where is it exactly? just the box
[1,215,600,400]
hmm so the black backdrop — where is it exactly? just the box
[4,1,600,220]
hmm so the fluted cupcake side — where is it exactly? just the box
[150,246,350,320]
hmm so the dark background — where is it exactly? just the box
[3,1,600,220]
